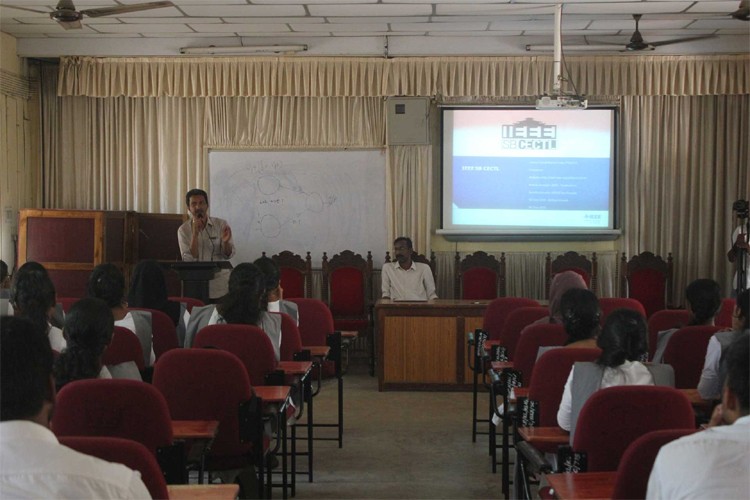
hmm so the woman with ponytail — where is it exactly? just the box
[53,298,114,389]
[557,308,674,441]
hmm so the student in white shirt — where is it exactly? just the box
[254,255,299,325]
[0,316,150,499]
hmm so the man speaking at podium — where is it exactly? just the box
[178,188,235,300]
[381,237,437,301]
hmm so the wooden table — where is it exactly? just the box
[167,484,239,500]
[375,299,488,391]
[680,388,714,411]
[545,471,616,499]
[517,426,570,445]
[171,420,219,440]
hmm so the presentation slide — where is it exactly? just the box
[442,108,617,233]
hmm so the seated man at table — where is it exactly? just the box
[0,316,151,499]
[647,332,750,499]
[381,237,437,301]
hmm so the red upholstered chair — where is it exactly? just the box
[500,306,550,360]
[57,296,80,313]
[130,308,179,361]
[599,297,647,326]
[385,250,437,281]
[270,250,313,299]
[717,298,736,328]
[546,252,597,297]
[483,297,541,342]
[647,309,690,361]
[288,298,335,347]
[455,251,506,300]
[277,312,304,362]
[168,296,205,313]
[102,326,145,371]
[193,324,278,387]
[619,252,674,317]
[572,386,695,472]
[510,323,568,386]
[662,325,723,388]
[153,348,267,490]
[611,429,695,499]
[59,436,169,500]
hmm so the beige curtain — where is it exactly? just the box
[386,145,432,257]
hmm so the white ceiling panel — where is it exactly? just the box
[392,22,489,31]
[180,5,306,17]
[308,4,432,16]
[189,23,291,33]
[290,22,388,32]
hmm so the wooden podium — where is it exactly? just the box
[167,261,233,303]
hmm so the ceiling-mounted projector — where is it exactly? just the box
[536,95,588,110]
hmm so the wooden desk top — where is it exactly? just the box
[254,385,291,404]
[167,484,239,500]
[680,388,714,409]
[278,360,313,376]
[517,426,569,444]
[546,472,616,500]
[304,345,331,358]
[513,387,530,400]
[491,360,514,371]
[341,330,359,338]
[376,298,490,310]
[171,420,219,440]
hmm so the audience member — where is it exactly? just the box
[10,261,65,352]
[647,332,750,499]
[381,237,437,301]
[87,263,154,367]
[652,278,722,363]
[0,316,151,499]
[127,259,188,345]
[253,255,299,325]
[557,308,673,442]
[184,263,282,359]
[53,298,115,390]
[0,259,11,315]
[697,288,750,400]
[560,288,601,348]
[534,270,588,325]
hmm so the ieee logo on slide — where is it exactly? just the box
[501,118,557,150]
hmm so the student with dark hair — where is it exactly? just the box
[10,261,65,352]
[87,263,154,368]
[0,316,150,498]
[652,278,722,363]
[0,259,9,288]
[53,298,115,390]
[534,270,588,325]
[559,288,601,348]
[381,236,437,301]
[648,332,750,498]
[183,263,282,359]
[0,259,11,316]
[557,308,674,441]
[253,255,299,325]
[697,288,750,400]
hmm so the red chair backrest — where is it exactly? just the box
[168,296,205,313]
[717,298,736,328]
[662,325,723,388]
[193,324,278,386]
[280,267,306,299]
[482,297,541,341]
[102,326,145,371]
[57,297,80,313]
[573,386,694,472]
[329,267,365,316]
[462,267,498,300]
[153,349,253,462]
[599,298,647,326]
[500,306,550,359]
[130,308,179,361]
[512,323,568,387]
[287,298,335,346]
[611,429,696,499]
[59,436,169,500]
[276,312,303,361]
[647,309,690,361]
[628,268,668,318]
[527,348,602,427]
[52,379,173,454]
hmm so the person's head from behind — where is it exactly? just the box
[685,278,721,326]
[596,308,648,367]
[732,289,749,332]
[53,298,114,389]
[393,237,414,264]
[0,259,10,288]
[1,316,55,423]
[185,188,209,219]
[10,261,56,333]
[548,271,588,321]
[219,262,264,325]
[127,259,168,309]
[561,288,601,344]
[720,332,749,424]
[253,256,282,305]
[87,263,125,309]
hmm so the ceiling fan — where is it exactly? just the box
[597,14,716,52]
[2,0,174,30]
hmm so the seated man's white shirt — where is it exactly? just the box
[647,415,750,499]
[115,312,156,366]
[381,261,437,301]
[47,324,66,353]
[0,420,151,499]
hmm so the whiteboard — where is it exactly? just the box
[209,150,387,267]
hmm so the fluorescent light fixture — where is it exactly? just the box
[179,44,308,55]
[526,44,617,52]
